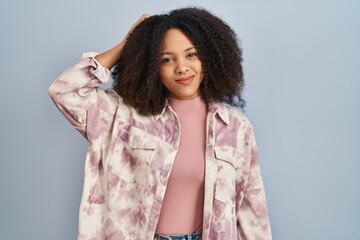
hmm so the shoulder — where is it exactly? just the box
[103,88,156,124]
[222,104,254,131]
[104,88,121,103]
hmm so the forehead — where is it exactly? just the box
[160,28,194,51]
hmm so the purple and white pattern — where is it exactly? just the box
[49,52,272,240]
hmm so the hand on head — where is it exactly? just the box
[123,14,151,44]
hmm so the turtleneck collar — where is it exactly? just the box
[168,96,207,115]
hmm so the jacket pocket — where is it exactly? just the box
[109,126,162,186]
[213,146,240,206]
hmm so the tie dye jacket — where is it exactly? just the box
[48,52,272,240]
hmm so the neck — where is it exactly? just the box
[168,96,206,114]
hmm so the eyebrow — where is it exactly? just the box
[159,47,195,56]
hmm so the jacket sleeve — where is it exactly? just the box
[236,124,272,240]
[48,52,118,140]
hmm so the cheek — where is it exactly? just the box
[195,61,203,75]
[158,68,166,83]
[158,74,169,88]
[159,67,172,83]
[197,66,204,79]
[198,66,204,83]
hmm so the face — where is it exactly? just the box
[158,28,204,100]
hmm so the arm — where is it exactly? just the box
[48,14,150,139]
[236,124,272,240]
[48,52,115,139]
[94,14,150,69]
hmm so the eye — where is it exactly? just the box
[187,52,198,58]
[160,57,173,64]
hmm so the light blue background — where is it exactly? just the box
[1,0,359,239]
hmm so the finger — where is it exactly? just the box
[139,14,150,20]
[131,14,150,30]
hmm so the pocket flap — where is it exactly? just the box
[127,127,160,149]
[214,146,241,168]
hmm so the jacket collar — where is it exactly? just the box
[153,101,169,122]
[153,100,229,125]
[208,102,230,125]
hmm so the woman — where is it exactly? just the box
[49,7,272,240]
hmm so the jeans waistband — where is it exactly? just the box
[153,231,202,240]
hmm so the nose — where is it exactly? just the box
[175,59,189,74]
[177,66,188,74]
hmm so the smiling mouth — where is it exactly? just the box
[175,76,194,84]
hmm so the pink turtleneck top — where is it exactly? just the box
[155,96,207,235]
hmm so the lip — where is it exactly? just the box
[175,76,194,84]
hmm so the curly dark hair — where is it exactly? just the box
[111,7,245,116]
